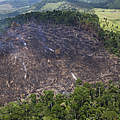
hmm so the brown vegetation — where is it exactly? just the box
[0,22,120,104]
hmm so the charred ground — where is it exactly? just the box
[0,11,120,104]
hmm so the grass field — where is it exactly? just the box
[94,8,120,32]
[95,8,120,25]
[41,2,66,11]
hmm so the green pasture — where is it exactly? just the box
[94,8,120,32]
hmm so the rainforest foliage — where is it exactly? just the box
[0,80,120,120]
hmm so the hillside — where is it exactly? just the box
[68,0,120,8]
[0,1,120,119]
[0,0,42,20]
[23,0,120,11]
[0,0,120,20]
[0,11,120,104]
[0,0,42,8]
[106,0,120,9]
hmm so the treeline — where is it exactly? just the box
[0,80,120,120]
[98,17,120,56]
[99,29,120,56]
[0,10,99,35]
[3,10,99,27]
[0,10,120,56]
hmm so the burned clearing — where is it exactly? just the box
[0,22,120,104]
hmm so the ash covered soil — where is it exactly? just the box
[0,22,120,104]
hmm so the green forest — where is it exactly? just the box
[0,80,120,120]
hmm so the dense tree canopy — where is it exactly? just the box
[0,80,120,120]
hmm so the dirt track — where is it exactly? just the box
[0,22,120,104]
